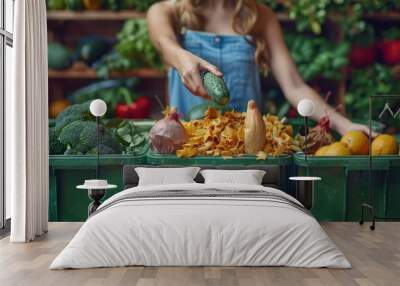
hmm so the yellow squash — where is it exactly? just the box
[244,100,266,155]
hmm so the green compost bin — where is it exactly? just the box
[147,150,293,194]
[294,153,400,221]
[49,153,147,222]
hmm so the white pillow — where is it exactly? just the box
[200,169,266,185]
[135,167,200,186]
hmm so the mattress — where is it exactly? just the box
[50,183,350,269]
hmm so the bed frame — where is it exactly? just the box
[123,165,286,190]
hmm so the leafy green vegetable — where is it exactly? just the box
[346,64,400,125]
[285,33,350,81]
[95,19,162,78]
[113,120,149,155]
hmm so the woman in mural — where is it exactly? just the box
[147,0,370,135]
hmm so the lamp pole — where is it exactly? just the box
[89,99,107,179]
[96,116,100,179]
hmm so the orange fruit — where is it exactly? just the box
[323,142,351,156]
[371,134,399,156]
[315,145,329,156]
[49,99,71,118]
[340,130,369,155]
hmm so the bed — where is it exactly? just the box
[50,165,350,269]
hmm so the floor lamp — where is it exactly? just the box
[289,99,321,210]
[77,99,116,216]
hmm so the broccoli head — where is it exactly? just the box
[55,101,93,134]
[59,120,122,155]
[49,127,67,155]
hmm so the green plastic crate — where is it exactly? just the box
[147,149,292,166]
[294,153,400,222]
[146,150,293,193]
[49,154,147,222]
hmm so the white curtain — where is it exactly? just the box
[7,0,49,242]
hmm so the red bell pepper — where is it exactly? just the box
[135,96,151,118]
[115,103,131,118]
[115,95,152,119]
[379,40,400,66]
[349,45,376,68]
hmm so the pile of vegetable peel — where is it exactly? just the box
[175,107,300,159]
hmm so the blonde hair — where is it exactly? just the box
[176,0,269,72]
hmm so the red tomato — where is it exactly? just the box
[349,45,376,68]
[380,40,400,65]
[115,104,130,118]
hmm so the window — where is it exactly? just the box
[0,0,14,231]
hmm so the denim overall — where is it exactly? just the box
[168,30,262,116]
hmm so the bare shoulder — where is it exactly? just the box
[256,3,279,26]
[147,0,179,26]
[148,0,178,15]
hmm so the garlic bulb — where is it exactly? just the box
[244,100,266,154]
[149,107,187,154]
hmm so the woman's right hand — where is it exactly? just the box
[175,49,223,99]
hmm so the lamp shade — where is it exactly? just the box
[297,99,315,117]
[90,99,107,117]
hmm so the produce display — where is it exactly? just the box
[68,79,151,119]
[314,131,400,156]
[345,64,400,121]
[148,102,300,158]
[95,19,161,78]
[285,34,350,82]
[46,1,400,157]
[49,102,151,155]
[47,20,160,79]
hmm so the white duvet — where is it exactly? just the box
[50,183,350,269]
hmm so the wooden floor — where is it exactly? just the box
[0,222,399,286]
